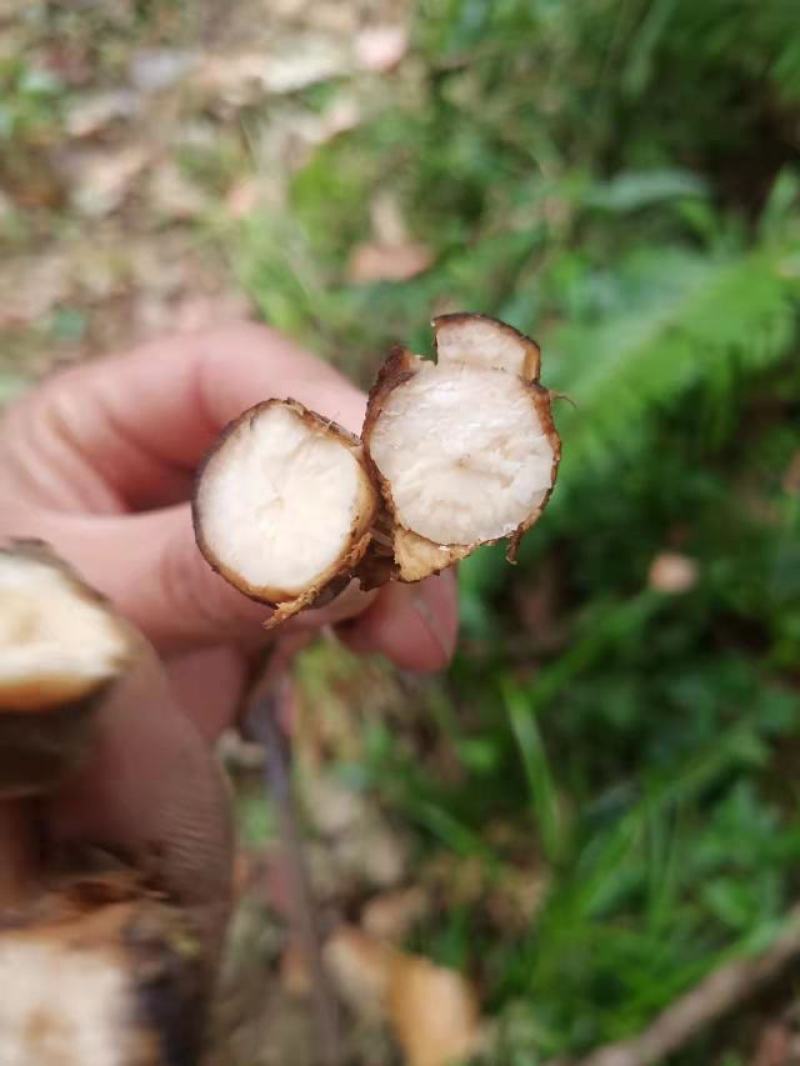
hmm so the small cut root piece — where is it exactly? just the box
[0,872,207,1066]
[193,399,379,626]
[363,314,560,580]
[0,542,134,797]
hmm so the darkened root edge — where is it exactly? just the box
[361,345,562,581]
[432,311,543,383]
[0,870,209,1066]
[192,399,380,628]
[505,382,562,563]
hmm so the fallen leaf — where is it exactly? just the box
[302,775,366,836]
[196,39,350,108]
[325,927,392,1021]
[362,886,430,943]
[129,48,199,93]
[67,145,152,218]
[301,774,410,888]
[66,90,141,138]
[389,953,482,1066]
[347,242,433,283]
[332,821,409,888]
[355,24,409,72]
[147,162,210,221]
[325,926,483,1066]
[648,551,699,595]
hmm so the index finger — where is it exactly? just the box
[6,322,366,511]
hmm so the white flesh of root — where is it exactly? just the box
[0,888,204,1066]
[192,314,559,616]
[368,360,554,546]
[364,314,560,578]
[194,400,378,619]
[0,548,131,712]
[0,930,136,1066]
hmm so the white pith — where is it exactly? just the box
[369,362,554,545]
[435,317,533,377]
[197,404,366,596]
[0,555,128,710]
[0,934,131,1066]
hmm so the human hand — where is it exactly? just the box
[0,321,457,725]
[0,322,458,941]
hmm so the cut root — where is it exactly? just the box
[0,873,207,1066]
[363,319,559,580]
[0,542,135,797]
[193,399,379,626]
[0,543,132,714]
[193,313,560,616]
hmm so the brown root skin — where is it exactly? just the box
[193,398,379,627]
[505,382,562,563]
[0,869,208,1066]
[362,319,561,581]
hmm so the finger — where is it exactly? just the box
[18,502,456,668]
[18,504,378,651]
[165,644,249,742]
[336,571,459,672]
[2,322,366,511]
[46,639,233,953]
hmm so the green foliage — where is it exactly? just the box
[238,0,800,1060]
[0,59,64,143]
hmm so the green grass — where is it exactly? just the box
[238,1,800,1059]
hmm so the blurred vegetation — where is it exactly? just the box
[238,1,800,1060]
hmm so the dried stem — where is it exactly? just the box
[245,692,343,1066]
[554,903,800,1066]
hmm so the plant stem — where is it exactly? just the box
[246,691,343,1066]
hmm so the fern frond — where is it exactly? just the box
[547,243,799,497]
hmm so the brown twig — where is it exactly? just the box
[245,690,343,1066]
[553,904,800,1066]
